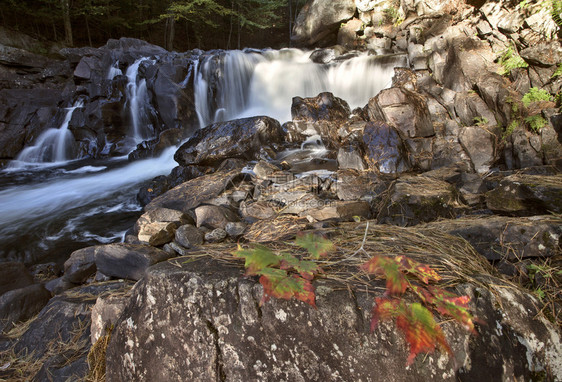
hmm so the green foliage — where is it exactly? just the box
[552,64,562,79]
[383,6,404,26]
[473,116,489,126]
[233,234,332,307]
[362,255,475,365]
[522,87,553,107]
[498,47,529,75]
[503,120,519,141]
[525,114,548,132]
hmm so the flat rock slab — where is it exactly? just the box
[145,170,241,214]
[486,174,562,215]
[94,243,172,281]
[106,257,562,381]
[422,215,562,261]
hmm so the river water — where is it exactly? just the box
[0,48,404,265]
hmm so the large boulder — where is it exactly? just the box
[366,87,434,139]
[106,255,562,381]
[94,243,172,281]
[0,284,51,334]
[290,92,351,141]
[362,121,412,174]
[458,126,497,174]
[174,116,284,167]
[0,262,34,296]
[291,0,357,47]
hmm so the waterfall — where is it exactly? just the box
[107,60,123,80]
[12,100,84,166]
[194,49,407,127]
[125,57,154,142]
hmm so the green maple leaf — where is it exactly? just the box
[396,303,451,365]
[278,253,322,280]
[362,256,409,296]
[233,244,280,275]
[295,233,334,259]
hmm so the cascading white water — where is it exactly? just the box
[195,49,407,127]
[126,57,154,141]
[12,100,84,166]
[1,48,404,264]
[107,61,123,80]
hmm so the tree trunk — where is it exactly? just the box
[85,15,92,47]
[165,16,175,51]
[61,0,73,46]
[288,0,292,46]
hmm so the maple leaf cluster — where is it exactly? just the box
[233,234,476,367]
[233,233,333,307]
[361,255,476,365]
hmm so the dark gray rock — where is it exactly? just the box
[520,42,562,67]
[225,222,247,238]
[63,246,97,284]
[291,92,351,142]
[0,284,51,334]
[195,205,240,229]
[105,257,562,381]
[204,228,227,243]
[454,91,497,127]
[377,175,468,226]
[423,215,562,261]
[134,207,192,235]
[45,276,76,295]
[175,224,205,248]
[174,116,284,167]
[362,121,411,174]
[145,170,241,214]
[458,126,497,174]
[486,174,562,215]
[94,243,172,281]
[0,262,34,296]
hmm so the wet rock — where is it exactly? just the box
[174,116,284,167]
[63,246,97,284]
[366,87,434,139]
[291,92,351,141]
[337,137,367,171]
[105,257,562,381]
[291,0,356,47]
[0,262,34,296]
[128,128,183,160]
[458,126,497,173]
[205,228,227,243]
[377,175,468,226]
[253,160,281,179]
[145,170,241,214]
[423,215,562,261]
[138,221,177,246]
[175,224,205,248]
[362,121,411,174]
[195,205,240,229]
[225,222,247,238]
[485,174,562,215]
[0,284,51,334]
[94,243,172,281]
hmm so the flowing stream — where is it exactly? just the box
[0,49,403,265]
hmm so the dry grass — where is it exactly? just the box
[85,326,113,382]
